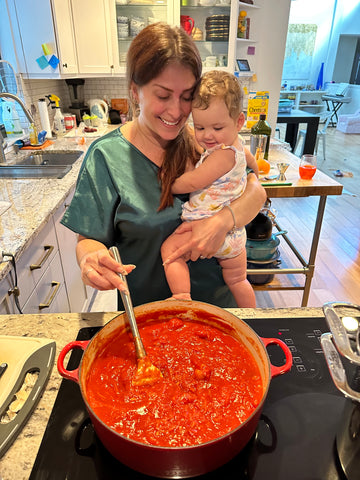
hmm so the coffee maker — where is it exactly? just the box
[65,79,89,123]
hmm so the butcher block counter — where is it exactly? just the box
[0,307,325,480]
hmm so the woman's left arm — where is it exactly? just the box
[164,172,266,262]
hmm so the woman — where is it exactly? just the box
[61,22,266,308]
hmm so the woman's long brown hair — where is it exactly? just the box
[126,23,202,211]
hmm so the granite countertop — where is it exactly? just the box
[0,126,118,282]
[0,307,325,480]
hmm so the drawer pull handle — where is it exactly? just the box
[30,245,54,271]
[39,281,61,310]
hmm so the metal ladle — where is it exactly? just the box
[110,246,163,386]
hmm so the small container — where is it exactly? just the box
[29,123,38,145]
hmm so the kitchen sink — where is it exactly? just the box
[0,151,83,179]
[15,151,82,166]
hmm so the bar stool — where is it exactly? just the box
[294,112,332,160]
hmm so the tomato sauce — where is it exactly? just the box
[85,317,263,447]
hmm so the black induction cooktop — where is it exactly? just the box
[30,317,349,480]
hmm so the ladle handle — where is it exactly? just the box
[110,247,146,359]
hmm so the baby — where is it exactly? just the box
[161,70,256,307]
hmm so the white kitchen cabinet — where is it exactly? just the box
[22,251,69,314]
[53,189,91,312]
[15,219,59,310]
[2,0,119,78]
[0,273,15,315]
[52,0,120,75]
[114,1,237,74]
[4,0,61,77]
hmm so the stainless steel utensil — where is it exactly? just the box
[109,246,162,386]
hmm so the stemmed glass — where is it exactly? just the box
[299,154,317,180]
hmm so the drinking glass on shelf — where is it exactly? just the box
[299,154,317,180]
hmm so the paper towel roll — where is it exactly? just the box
[38,98,52,138]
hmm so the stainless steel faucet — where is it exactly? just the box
[0,92,35,164]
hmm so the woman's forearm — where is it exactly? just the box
[218,173,266,232]
[231,173,266,227]
[76,235,108,267]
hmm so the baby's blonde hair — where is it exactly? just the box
[192,70,244,120]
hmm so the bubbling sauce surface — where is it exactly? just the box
[86,317,263,447]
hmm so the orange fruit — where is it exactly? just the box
[256,158,271,175]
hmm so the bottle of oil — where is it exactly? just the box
[237,10,247,38]
[250,114,272,160]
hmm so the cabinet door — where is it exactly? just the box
[16,219,59,310]
[179,1,236,73]
[51,0,79,74]
[22,252,69,314]
[70,0,117,74]
[10,0,60,77]
[53,190,89,312]
[115,0,174,74]
[0,274,14,315]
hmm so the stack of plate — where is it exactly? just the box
[205,15,230,41]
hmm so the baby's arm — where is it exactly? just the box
[172,148,235,194]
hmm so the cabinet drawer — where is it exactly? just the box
[17,219,58,309]
[22,251,69,314]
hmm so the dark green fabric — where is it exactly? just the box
[61,127,236,309]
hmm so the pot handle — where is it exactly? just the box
[261,337,293,378]
[57,340,89,383]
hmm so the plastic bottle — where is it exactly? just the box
[49,94,65,136]
[237,10,247,39]
[53,108,65,136]
[250,114,272,160]
[29,123,38,145]
[10,103,23,134]
[1,101,15,134]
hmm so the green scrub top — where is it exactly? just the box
[61,127,236,309]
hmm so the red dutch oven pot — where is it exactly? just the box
[58,300,292,478]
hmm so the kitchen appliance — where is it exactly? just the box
[57,300,292,478]
[321,302,360,480]
[29,313,354,480]
[88,99,109,124]
[65,79,89,123]
[247,250,281,285]
[0,336,55,457]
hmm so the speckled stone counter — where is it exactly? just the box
[0,307,325,480]
[0,126,118,282]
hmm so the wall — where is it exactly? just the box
[325,0,360,114]
[238,0,291,132]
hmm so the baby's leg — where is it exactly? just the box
[219,250,256,307]
[161,230,193,301]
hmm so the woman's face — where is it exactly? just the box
[133,62,197,144]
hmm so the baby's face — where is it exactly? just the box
[192,97,243,150]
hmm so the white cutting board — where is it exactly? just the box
[0,336,55,409]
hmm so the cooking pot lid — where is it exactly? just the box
[246,249,280,264]
[246,235,281,249]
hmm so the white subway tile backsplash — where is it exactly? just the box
[11,76,128,133]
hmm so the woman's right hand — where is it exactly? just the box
[77,236,135,292]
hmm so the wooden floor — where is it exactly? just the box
[254,124,360,309]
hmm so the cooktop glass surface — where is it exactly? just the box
[30,317,348,480]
